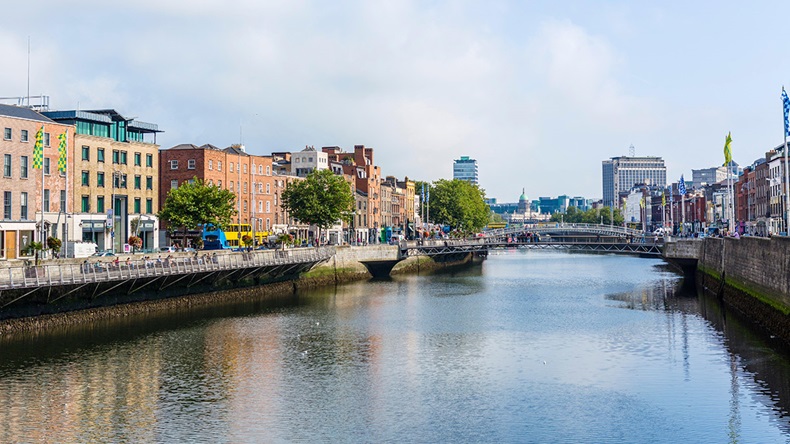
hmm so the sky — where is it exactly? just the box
[2,1,790,202]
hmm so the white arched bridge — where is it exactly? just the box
[400,223,663,258]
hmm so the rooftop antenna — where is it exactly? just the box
[629,144,635,157]
[26,36,30,107]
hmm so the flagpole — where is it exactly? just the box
[40,127,45,249]
[785,128,789,235]
[64,131,69,258]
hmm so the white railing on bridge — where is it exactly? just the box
[0,247,335,291]
[483,223,646,238]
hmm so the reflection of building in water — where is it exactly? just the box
[0,340,162,442]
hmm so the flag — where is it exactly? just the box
[33,126,44,169]
[783,87,790,137]
[661,192,666,207]
[57,132,68,173]
[723,132,732,167]
[639,197,645,209]
[678,175,687,195]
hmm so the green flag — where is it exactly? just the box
[723,132,732,166]
[57,132,68,173]
[33,126,43,169]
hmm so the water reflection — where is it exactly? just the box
[0,252,789,442]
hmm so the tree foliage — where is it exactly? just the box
[159,178,237,245]
[549,206,624,225]
[281,169,355,230]
[428,179,489,233]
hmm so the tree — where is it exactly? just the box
[46,236,62,258]
[281,169,354,244]
[159,178,237,247]
[428,179,489,234]
[24,241,44,266]
[127,235,142,253]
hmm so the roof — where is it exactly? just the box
[42,109,162,133]
[0,104,56,123]
[223,146,249,156]
[166,143,201,150]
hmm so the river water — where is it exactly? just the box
[1,251,790,443]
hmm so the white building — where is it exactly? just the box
[453,156,478,185]
[602,156,666,207]
[291,145,328,177]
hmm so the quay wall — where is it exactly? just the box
[0,246,474,335]
[666,237,790,343]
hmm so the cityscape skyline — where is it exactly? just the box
[3,2,790,201]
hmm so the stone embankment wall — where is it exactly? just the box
[673,236,790,343]
[0,246,475,335]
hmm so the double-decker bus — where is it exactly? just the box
[222,224,268,248]
[202,225,228,250]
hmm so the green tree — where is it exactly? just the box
[428,179,489,234]
[158,178,237,247]
[281,169,355,244]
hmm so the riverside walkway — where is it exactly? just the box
[0,247,334,308]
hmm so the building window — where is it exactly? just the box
[230,181,234,191]
[81,195,90,212]
[134,152,141,166]
[266,165,270,175]
[112,150,119,164]
[243,200,247,212]
[60,190,66,213]
[120,174,127,189]
[266,201,270,212]
[82,146,90,161]
[20,192,27,219]
[82,171,89,186]
[3,154,9,177]
[218,180,222,188]
[146,176,153,190]
[243,182,247,193]
[146,153,153,167]
[97,196,105,214]
[20,129,28,143]
[43,133,50,147]
[187,159,196,170]
[218,161,222,171]
[98,148,105,162]
[3,191,9,219]
[171,179,178,190]
[44,158,50,175]
[209,160,213,170]
[20,156,28,179]
[97,172,105,187]
[134,175,141,189]
[170,159,178,170]
[266,183,270,194]
[230,162,234,173]
[134,197,141,214]
[43,189,50,212]
[120,151,127,165]
[146,198,152,214]
[3,128,10,140]
[243,164,247,174]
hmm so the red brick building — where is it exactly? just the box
[159,143,276,246]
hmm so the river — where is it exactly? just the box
[1,250,789,443]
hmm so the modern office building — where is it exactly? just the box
[453,156,478,185]
[43,109,161,253]
[602,156,666,207]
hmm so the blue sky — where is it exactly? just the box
[2,1,789,202]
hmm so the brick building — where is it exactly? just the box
[159,143,276,246]
[0,104,74,259]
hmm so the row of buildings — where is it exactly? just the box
[601,151,790,236]
[0,102,420,259]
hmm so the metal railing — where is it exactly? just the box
[0,247,335,291]
[483,223,647,238]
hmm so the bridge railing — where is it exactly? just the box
[0,247,335,291]
[484,223,647,238]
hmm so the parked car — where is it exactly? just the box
[182,247,196,253]
[160,246,177,253]
[92,251,116,257]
